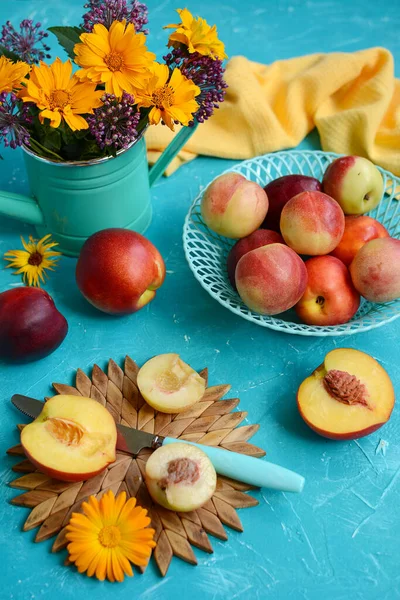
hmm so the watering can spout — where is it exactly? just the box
[0,191,44,226]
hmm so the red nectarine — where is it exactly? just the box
[262,174,321,232]
[226,229,284,289]
[349,237,400,303]
[76,228,165,315]
[331,215,389,266]
[0,287,68,362]
[295,256,360,326]
[280,191,345,255]
[235,243,308,315]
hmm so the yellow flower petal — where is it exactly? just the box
[66,490,156,583]
[165,8,227,60]
[74,20,155,98]
[136,65,199,131]
[0,56,30,93]
[21,58,102,131]
[3,234,60,288]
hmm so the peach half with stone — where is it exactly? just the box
[137,353,206,413]
[145,442,217,512]
[297,348,395,440]
[20,395,117,482]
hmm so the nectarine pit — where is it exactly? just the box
[323,370,369,408]
[159,457,200,490]
[46,417,86,446]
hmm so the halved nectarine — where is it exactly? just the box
[297,348,395,440]
[21,395,117,481]
[145,442,217,512]
[137,353,206,413]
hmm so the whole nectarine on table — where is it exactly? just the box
[0,287,68,362]
[76,228,166,315]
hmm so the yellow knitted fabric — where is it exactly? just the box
[145,47,400,177]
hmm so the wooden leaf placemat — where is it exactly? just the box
[7,356,264,576]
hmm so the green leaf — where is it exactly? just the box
[0,44,22,63]
[48,26,84,59]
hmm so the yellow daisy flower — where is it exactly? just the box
[4,234,61,287]
[165,8,227,61]
[136,62,200,130]
[19,58,103,130]
[66,490,156,583]
[74,20,156,97]
[0,55,30,93]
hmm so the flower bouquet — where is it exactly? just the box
[0,1,227,162]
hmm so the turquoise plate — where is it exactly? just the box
[183,150,400,336]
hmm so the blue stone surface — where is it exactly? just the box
[0,1,399,599]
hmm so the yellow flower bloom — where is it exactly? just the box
[165,8,227,60]
[4,234,61,287]
[66,490,156,583]
[0,56,30,93]
[136,62,200,130]
[74,20,156,97]
[20,58,103,130]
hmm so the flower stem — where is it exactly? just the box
[28,138,64,161]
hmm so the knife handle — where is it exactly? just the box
[163,437,304,493]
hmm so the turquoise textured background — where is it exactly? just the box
[0,1,399,599]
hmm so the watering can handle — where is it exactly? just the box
[148,120,199,187]
[0,190,44,226]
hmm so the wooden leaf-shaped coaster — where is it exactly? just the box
[7,356,264,576]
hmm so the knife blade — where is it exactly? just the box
[12,394,305,493]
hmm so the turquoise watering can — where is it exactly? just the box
[0,124,197,257]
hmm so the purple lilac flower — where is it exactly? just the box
[0,20,51,64]
[88,92,140,151]
[82,0,149,34]
[164,48,228,124]
[0,92,32,149]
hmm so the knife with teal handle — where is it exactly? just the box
[11,394,305,493]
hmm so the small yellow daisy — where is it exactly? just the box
[4,234,61,287]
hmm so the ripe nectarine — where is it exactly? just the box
[349,237,400,303]
[137,353,206,413]
[21,395,117,481]
[295,256,360,326]
[201,173,269,239]
[331,215,389,266]
[226,229,284,289]
[0,287,68,362]
[235,243,307,315]
[76,228,165,315]
[280,191,345,255]
[297,349,395,440]
[262,174,321,232]
[145,442,217,512]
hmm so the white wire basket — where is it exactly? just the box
[183,150,400,336]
